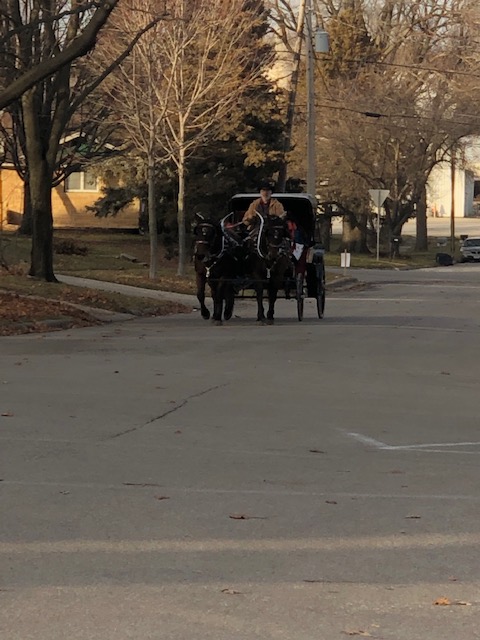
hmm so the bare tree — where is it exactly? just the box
[299,0,480,250]
[0,0,167,280]
[101,0,273,277]
[95,0,175,279]
[0,1,119,110]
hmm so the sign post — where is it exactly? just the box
[340,249,351,275]
[368,189,390,261]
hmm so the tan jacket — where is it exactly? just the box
[242,197,286,225]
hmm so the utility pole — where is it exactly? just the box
[305,0,315,196]
[450,149,456,255]
[277,0,306,192]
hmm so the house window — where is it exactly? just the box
[474,180,480,200]
[65,170,99,192]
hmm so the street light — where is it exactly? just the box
[305,0,329,197]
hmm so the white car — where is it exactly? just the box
[459,237,480,262]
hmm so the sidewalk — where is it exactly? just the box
[58,273,359,304]
[57,274,198,306]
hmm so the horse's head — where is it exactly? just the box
[262,216,290,261]
[193,213,223,262]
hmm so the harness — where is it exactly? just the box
[194,221,225,279]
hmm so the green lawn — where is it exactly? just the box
[1,228,454,295]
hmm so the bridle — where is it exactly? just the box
[263,219,290,268]
[193,220,224,277]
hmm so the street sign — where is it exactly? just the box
[368,189,390,208]
[368,189,390,261]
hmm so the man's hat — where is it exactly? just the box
[259,181,273,191]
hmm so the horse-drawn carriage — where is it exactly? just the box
[193,193,326,324]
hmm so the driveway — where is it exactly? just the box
[1,267,480,640]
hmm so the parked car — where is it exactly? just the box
[459,237,480,262]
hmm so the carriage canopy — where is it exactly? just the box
[229,193,318,243]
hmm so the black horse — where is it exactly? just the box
[244,214,292,324]
[193,214,237,325]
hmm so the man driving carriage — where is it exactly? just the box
[241,184,313,261]
[221,182,286,249]
[242,182,286,228]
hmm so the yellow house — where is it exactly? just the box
[1,165,139,230]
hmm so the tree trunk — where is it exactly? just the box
[341,213,370,253]
[19,176,32,236]
[176,146,186,277]
[415,186,428,251]
[22,89,56,281]
[147,158,158,279]
[316,214,331,251]
[29,158,56,281]
[341,215,357,250]
[356,213,370,253]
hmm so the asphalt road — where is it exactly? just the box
[1,266,480,640]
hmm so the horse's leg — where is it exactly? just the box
[255,281,266,323]
[223,283,235,321]
[211,282,223,326]
[253,259,267,323]
[266,278,278,324]
[196,269,210,320]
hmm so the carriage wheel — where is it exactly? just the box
[296,273,304,322]
[316,263,326,319]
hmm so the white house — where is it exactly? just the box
[427,140,480,218]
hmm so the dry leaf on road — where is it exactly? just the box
[229,514,267,520]
[434,597,472,606]
[343,630,371,637]
[1,412,14,417]
[221,588,242,595]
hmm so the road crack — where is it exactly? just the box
[108,384,227,439]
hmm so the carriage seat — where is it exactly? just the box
[286,216,311,247]
[307,244,325,264]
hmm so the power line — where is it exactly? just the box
[294,100,480,128]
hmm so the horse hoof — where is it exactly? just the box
[201,310,211,320]
[256,319,266,325]
[266,317,274,325]
[224,312,233,321]
[213,320,223,327]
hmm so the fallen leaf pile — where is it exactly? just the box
[0,291,98,335]
[0,287,191,336]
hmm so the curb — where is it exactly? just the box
[326,276,360,291]
[2,316,97,335]
[63,303,135,323]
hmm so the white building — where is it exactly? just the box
[427,140,480,218]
